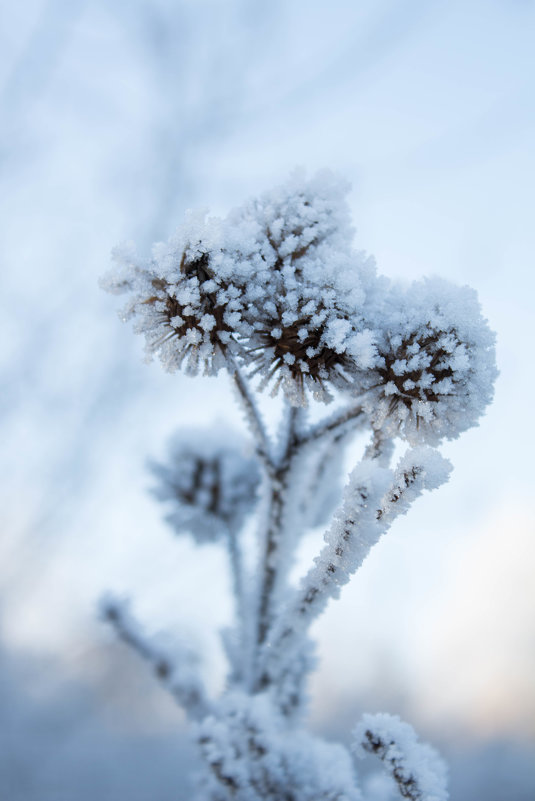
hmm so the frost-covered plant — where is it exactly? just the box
[101,171,496,801]
[149,425,261,545]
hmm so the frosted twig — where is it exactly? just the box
[260,448,451,695]
[230,357,273,471]
[224,526,248,685]
[101,597,210,720]
[363,429,394,467]
[259,462,391,692]
[300,421,364,531]
[297,402,367,447]
[375,447,452,526]
[353,713,449,801]
[228,528,244,619]
[254,405,300,661]
[197,692,362,801]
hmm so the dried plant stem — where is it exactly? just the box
[228,527,244,618]
[254,407,298,659]
[251,400,366,693]
[231,358,273,471]
[297,402,366,447]
[363,428,394,466]
[102,601,210,720]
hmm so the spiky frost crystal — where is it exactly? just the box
[353,713,449,801]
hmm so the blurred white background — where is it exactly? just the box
[1,1,534,798]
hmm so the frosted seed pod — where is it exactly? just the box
[224,171,376,405]
[102,213,246,376]
[149,426,261,543]
[360,277,497,445]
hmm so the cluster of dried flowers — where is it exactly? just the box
[104,170,495,443]
[102,172,496,801]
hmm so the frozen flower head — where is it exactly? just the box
[224,170,376,405]
[103,212,246,375]
[244,288,370,406]
[362,277,497,445]
[149,426,260,543]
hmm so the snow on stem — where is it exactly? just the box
[231,356,273,472]
[101,597,211,721]
[295,401,367,448]
[254,406,300,657]
[259,447,451,698]
[353,713,449,801]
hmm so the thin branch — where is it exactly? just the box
[277,404,302,468]
[261,463,391,685]
[101,597,210,721]
[223,526,248,686]
[353,713,449,801]
[296,402,367,447]
[363,428,394,467]
[254,447,292,649]
[252,404,305,690]
[299,420,358,530]
[375,447,452,525]
[230,356,273,471]
[258,448,452,696]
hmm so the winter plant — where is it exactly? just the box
[101,171,497,800]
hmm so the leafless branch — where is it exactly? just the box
[102,597,210,721]
[230,357,273,472]
[297,402,367,447]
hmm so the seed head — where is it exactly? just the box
[149,426,261,543]
[102,213,246,375]
[223,170,376,404]
[361,278,497,444]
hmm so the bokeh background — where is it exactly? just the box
[1,1,534,798]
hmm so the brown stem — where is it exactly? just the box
[102,600,209,720]
[253,407,300,688]
[231,358,273,472]
[363,429,394,467]
[297,402,366,447]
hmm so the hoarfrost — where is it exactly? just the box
[102,170,496,799]
[353,713,449,801]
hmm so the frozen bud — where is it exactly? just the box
[362,278,497,445]
[222,171,376,405]
[103,212,246,376]
[149,426,261,543]
[246,297,375,406]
